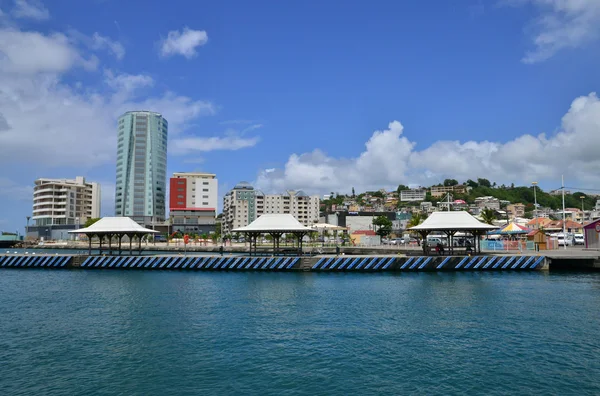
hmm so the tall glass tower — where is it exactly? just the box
[115,111,168,225]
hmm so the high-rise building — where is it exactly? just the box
[169,172,218,234]
[222,181,320,234]
[28,176,101,240]
[114,111,168,226]
[223,182,257,234]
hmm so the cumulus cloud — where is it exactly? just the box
[0,29,95,73]
[12,0,49,21]
[0,27,216,167]
[256,93,600,194]
[506,0,600,63]
[159,27,208,59]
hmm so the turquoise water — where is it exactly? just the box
[1,271,600,395]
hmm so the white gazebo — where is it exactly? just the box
[409,211,498,254]
[68,217,158,255]
[233,214,314,256]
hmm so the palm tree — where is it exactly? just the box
[480,208,496,225]
[407,213,426,229]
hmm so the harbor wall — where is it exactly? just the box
[0,254,548,272]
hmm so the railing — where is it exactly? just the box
[480,237,559,251]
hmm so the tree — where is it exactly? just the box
[466,179,478,188]
[397,184,410,194]
[352,187,356,197]
[477,178,492,188]
[407,213,427,229]
[480,208,496,225]
[372,215,393,238]
[84,218,101,228]
[443,179,459,187]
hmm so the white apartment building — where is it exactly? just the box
[255,190,320,226]
[170,172,218,234]
[400,189,426,202]
[29,176,101,240]
[222,182,320,234]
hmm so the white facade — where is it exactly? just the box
[400,189,426,202]
[255,190,320,226]
[171,172,218,210]
[223,182,320,234]
[32,176,101,226]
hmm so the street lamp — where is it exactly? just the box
[581,195,586,225]
[531,182,538,228]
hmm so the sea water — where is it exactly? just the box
[1,270,599,395]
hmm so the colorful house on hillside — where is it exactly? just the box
[527,217,553,229]
[584,219,600,249]
[544,219,583,233]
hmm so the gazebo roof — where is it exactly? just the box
[233,214,312,233]
[68,217,158,234]
[410,211,498,231]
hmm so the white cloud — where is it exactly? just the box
[0,28,216,167]
[256,93,600,194]
[12,0,49,21]
[159,27,208,59]
[507,0,600,63]
[91,33,125,60]
[0,29,94,73]
[171,135,260,154]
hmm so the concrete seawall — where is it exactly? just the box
[0,254,549,272]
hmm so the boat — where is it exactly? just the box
[0,233,21,248]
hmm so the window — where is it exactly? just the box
[203,202,209,206]
[203,189,209,192]
[177,195,184,198]
[203,182,209,185]
[203,195,209,198]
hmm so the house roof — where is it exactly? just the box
[527,217,552,226]
[233,214,312,233]
[543,219,582,230]
[68,217,158,234]
[409,211,498,231]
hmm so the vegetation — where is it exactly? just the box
[84,218,101,228]
[480,208,496,225]
[453,184,595,211]
[372,215,393,237]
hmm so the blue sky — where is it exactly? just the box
[0,0,600,232]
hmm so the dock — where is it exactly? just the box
[0,253,554,272]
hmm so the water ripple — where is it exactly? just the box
[1,271,600,395]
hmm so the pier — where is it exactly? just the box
[0,253,554,271]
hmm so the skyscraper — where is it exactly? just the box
[115,111,168,226]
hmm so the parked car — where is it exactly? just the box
[574,234,585,245]
[555,233,575,246]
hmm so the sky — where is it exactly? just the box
[0,0,600,232]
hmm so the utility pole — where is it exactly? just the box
[532,181,538,227]
[562,175,567,250]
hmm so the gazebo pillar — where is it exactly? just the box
[88,234,92,256]
[129,234,133,256]
[118,234,123,256]
[138,234,143,255]
[99,234,103,254]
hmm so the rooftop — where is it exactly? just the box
[410,211,498,231]
[68,217,158,235]
[233,214,312,233]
